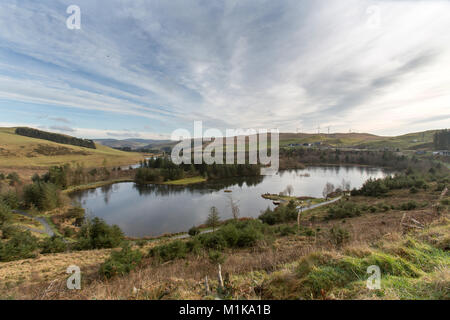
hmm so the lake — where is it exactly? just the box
[71,166,391,237]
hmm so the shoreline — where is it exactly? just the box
[64,176,208,194]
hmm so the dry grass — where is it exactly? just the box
[0,128,144,180]
[1,187,448,300]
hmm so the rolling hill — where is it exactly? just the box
[279,130,440,150]
[95,138,173,150]
[0,127,145,172]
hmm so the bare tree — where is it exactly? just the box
[285,185,294,197]
[297,206,303,232]
[228,195,240,220]
[322,182,335,200]
[341,179,351,192]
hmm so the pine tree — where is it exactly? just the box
[206,207,221,231]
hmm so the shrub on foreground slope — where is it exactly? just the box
[261,236,449,300]
[40,236,67,254]
[99,243,143,279]
[0,230,39,262]
[258,201,298,225]
[149,219,270,263]
[75,217,124,250]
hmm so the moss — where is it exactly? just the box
[263,231,449,300]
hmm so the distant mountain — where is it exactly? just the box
[95,138,173,150]
[95,129,443,152]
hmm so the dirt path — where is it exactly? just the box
[12,210,55,237]
[296,196,342,212]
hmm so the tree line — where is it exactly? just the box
[280,148,437,171]
[135,157,261,184]
[15,127,96,149]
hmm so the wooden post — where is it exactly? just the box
[218,264,224,290]
[205,275,210,295]
[297,207,302,232]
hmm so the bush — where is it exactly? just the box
[63,227,75,238]
[235,221,265,247]
[327,202,361,220]
[359,178,389,197]
[0,231,39,262]
[149,220,269,264]
[99,243,143,279]
[0,202,12,227]
[410,187,418,194]
[23,182,62,211]
[186,238,202,255]
[75,218,124,250]
[149,240,188,262]
[6,172,20,183]
[275,224,297,236]
[198,232,227,250]
[399,201,418,211]
[188,226,200,237]
[208,250,225,265]
[1,224,20,239]
[218,223,239,247]
[259,204,297,225]
[258,207,278,225]
[200,220,267,249]
[329,227,350,247]
[303,228,316,237]
[0,191,20,209]
[40,236,67,254]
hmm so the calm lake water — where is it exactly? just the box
[71,166,391,237]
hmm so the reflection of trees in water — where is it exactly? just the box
[71,183,119,205]
[133,176,265,197]
[71,166,391,204]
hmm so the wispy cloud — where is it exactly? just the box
[50,117,71,124]
[49,125,75,133]
[0,0,449,137]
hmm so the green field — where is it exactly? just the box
[163,176,207,185]
[278,130,439,150]
[0,127,144,170]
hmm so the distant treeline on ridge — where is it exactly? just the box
[15,127,96,149]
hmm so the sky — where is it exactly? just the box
[0,0,449,140]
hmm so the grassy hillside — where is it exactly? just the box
[0,185,447,300]
[279,132,381,147]
[0,127,144,170]
[95,138,173,150]
[353,130,438,150]
[279,130,439,150]
[96,129,442,153]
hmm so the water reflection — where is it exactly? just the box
[71,166,391,237]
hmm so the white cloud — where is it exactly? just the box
[0,0,449,136]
